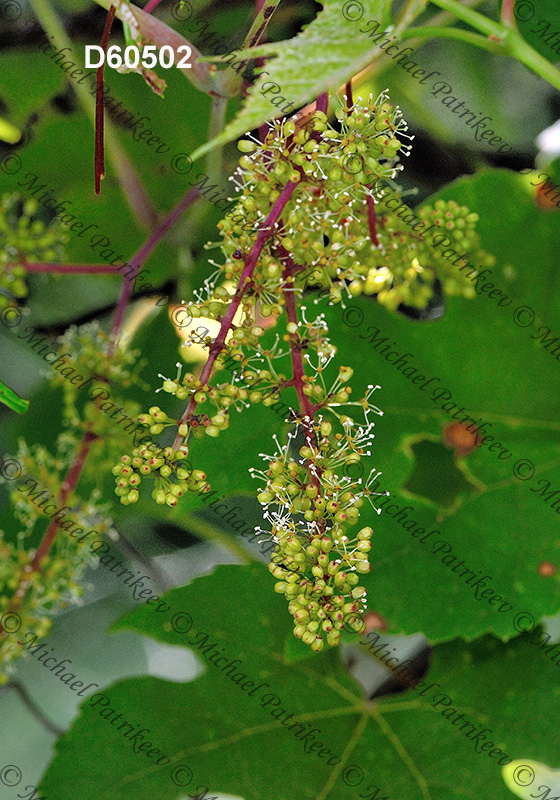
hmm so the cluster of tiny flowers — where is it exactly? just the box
[0,443,116,678]
[50,321,144,399]
[188,92,492,314]
[156,369,240,438]
[0,193,66,307]
[346,196,496,310]
[5,441,71,531]
[252,384,387,650]
[106,88,496,647]
[0,526,95,679]
[112,444,207,506]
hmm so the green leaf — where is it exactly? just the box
[516,0,560,65]
[0,378,29,414]
[38,564,560,800]
[189,0,394,162]
[304,167,560,644]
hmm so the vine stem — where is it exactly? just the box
[398,25,502,53]
[108,186,200,354]
[144,0,165,12]
[283,282,315,422]
[501,0,515,27]
[95,5,116,195]
[346,78,379,248]
[365,195,379,247]
[28,0,157,230]
[172,178,299,449]
[281,265,325,531]
[1,681,64,737]
[429,0,560,90]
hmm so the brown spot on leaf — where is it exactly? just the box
[443,422,478,456]
[539,561,557,577]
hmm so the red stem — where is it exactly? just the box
[501,0,515,26]
[281,264,324,527]
[283,279,315,421]
[24,263,120,274]
[171,178,299,448]
[316,93,329,115]
[95,5,116,195]
[144,0,165,12]
[345,80,354,110]
[108,186,200,354]
[366,194,379,247]
[29,432,98,573]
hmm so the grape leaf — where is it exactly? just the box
[516,0,560,65]
[38,563,560,800]
[308,168,560,644]
[189,0,394,161]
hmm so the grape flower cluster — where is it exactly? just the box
[0,194,67,307]
[111,91,495,646]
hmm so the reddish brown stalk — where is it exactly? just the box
[282,275,315,422]
[108,186,200,355]
[281,264,325,532]
[315,92,329,115]
[144,0,165,12]
[345,80,354,110]
[501,0,515,26]
[171,178,299,449]
[0,429,98,640]
[95,5,116,195]
[365,193,379,246]
[23,263,120,274]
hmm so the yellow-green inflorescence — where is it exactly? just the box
[0,439,114,680]
[0,193,67,307]
[251,398,388,652]
[111,91,494,646]
[204,91,494,312]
